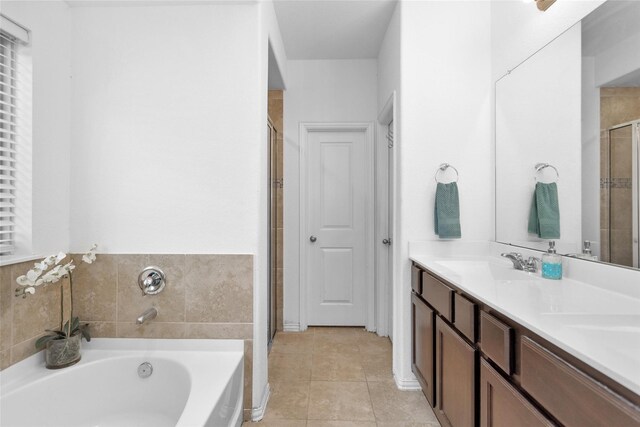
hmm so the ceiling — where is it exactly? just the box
[273,0,398,60]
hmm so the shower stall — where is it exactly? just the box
[602,120,640,268]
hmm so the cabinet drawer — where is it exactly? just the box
[411,265,422,294]
[421,272,453,321]
[454,293,476,342]
[521,337,640,427]
[480,311,513,375]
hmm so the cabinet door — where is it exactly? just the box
[412,293,435,406]
[480,359,556,427]
[436,317,475,427]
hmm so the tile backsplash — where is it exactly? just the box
[0,253,254,414]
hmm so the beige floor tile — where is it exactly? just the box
[361,352,393,382]
[311,352,366,382]
[312,327,365,337]
[367,381,437,423]
[272,333,315,354]
[357,333,392,354]
[307,421,376,427]
[308,381,375,421]
[376,423,440,427]
[245,420,307,426]
[314,333,361,354]
[263,381,310,420]
[270,352,313,382]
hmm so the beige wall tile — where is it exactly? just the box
[185,255,252,323]
[116,322,186,339]
[10,336,43,365]
[276,268,283,331]
[186,323,252,339]
[86,321,117,338]
[0,349,9,370]
[72,254,117,322]
[1,264,13,351]
[12,271,61,345]
[118,254,186,323]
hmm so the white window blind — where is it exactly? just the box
[0,31,17,255]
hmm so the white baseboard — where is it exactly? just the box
[282,323,300,332]
[251,382,271,421]
[394,373,421,390]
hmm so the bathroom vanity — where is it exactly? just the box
[410,253,640,427]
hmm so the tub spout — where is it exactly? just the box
[136,307,158,325]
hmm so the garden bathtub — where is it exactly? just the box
[0,338,244,427]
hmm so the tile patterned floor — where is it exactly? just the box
[244,327,441,427]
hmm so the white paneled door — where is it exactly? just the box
[304,125,372,326]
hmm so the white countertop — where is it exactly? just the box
[410,252,640,397]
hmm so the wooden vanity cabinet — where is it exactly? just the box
[412,293,435,406]
[436,316,476,427]
[410,262,640,427]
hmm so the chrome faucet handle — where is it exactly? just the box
[501,252,525,270]
[523,256,541,273]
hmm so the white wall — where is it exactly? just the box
[1,0,71,261]
[491,0,605,81]
[283,59,378,329]
[395,0,492,385]
[69,5,262,255]
[69,3,276,414]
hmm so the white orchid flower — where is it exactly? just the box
[24,287,35,295]
[55,252,67,264]
[82,244,98,264]
[16,272,44,288]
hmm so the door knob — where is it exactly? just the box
[382,238,391,245]
[309,235,317,243]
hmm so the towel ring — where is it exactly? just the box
[534,163,559,182]
[434,163,459,183]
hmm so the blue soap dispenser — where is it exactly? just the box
[542,241,562,280]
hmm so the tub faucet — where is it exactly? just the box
[136,307,158,325]
[501,252,539,273]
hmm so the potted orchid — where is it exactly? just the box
[15,244,98,369]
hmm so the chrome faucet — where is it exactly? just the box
[136,307,158,325]
[501,252,540,273]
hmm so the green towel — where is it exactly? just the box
[528,182,560,239]
[434,182,461,239]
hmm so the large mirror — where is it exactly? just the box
[496,0,640,270]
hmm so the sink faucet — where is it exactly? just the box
[501,252,540,273]
[136,307,158,325]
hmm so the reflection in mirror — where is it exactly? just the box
[584,1,640,269]
[495,0,640,270]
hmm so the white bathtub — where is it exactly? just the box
[0,338,244,427]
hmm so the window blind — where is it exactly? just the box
[0,31,17,255]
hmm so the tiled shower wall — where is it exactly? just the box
[0,254,253,414]
[600,88,640,265]
[269,90,284,331]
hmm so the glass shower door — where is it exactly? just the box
[606,121,639,268]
